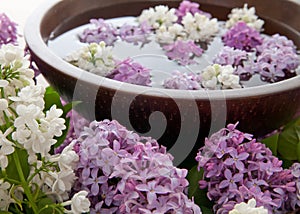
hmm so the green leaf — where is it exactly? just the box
[5,148,29,183]
[277,117,300,160]
[261,133,279,155]
[44,87,63,111]
[187,165,214,211]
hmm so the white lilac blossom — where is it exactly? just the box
[62,190,91,214]
[155,23,186,44]
[229,198,268,214]
[73,119,201,214]
[138,5,178,29]
[181,12,219,42]
[196,123,299,213]
[200,64,241,89]
[65,41,116,76]
[0,41,84,212]
[225,4,265,31]
[163,70,202,90]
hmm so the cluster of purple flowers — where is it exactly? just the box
[72,119,201,214]
[163,40,203,65]
[196,123,299,213]
[255,34,299,82]
[217,31,299,82]
[222,21,263,52]
[79,18,152,46]
[175,0,211,23]
[0,13,18,46]
[108,58,151,86]
[163,70,201,90]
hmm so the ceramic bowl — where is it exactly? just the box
[24,0,300,165]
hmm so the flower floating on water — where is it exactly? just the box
[222,21,263,52]
[79,18,118,46]
[109,58,151,86]
[65,41,116,76]
[200,64,241,89]
[225,3,264,31]
[163,40,203,65]
[138,5,178,29]
[163,70,201,90]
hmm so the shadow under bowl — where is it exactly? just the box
[24,0,300,165]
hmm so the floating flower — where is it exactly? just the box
[226,4,264,31]
[119,21,152,45]
[65,42,116,76]
[163,40,203,65]
[108,58,151,86]
[175,0,212,23]
[181,12,219,42]
[163,70,201,90]
[138,5,178,29]
[200,64,241,89]
[213,46,248,67]
[222,21,262,52]
[79,18,118,46]
[155,23,186,44]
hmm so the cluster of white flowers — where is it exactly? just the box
[200,64,241,89]
[65,41,115,76]
[138,5,219,44]
[138,5,178,29]
[0,44,90,213]
[225,4,264,31]
[229,198,268,214]
[181,12,219,42]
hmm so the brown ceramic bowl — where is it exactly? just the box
[24,0,300,165]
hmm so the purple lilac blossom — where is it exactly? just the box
[0,13,18,46]
[72,119,201,214]
[175,0,212,23]
[213,46,248,67]
[119,22,152,45]
[79,18,118,46]
[163,70,202,90]
[255,34,299,82]
[196,123,299,213]
[108,58,151,86]
[163,40,203,65]
[222,21,263,52]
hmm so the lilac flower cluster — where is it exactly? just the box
[255,34,299,82]
[79,19,118,46]
[163,70,202,90]
[108,58,151,86]
[222,21,262,52]
[79,18,152,46]
[213,46,248,68]
[163,40,203,65]
[119,22,152,45]
[73,119,201,214]
[0,13,18,46]
[175,0,211,23]
[196,123,298,214]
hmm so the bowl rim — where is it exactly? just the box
[24,0,300,100]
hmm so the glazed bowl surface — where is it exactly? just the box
[25,0,300,165]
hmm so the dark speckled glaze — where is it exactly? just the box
[24,0,300,165]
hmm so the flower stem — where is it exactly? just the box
[13,152,39,213]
